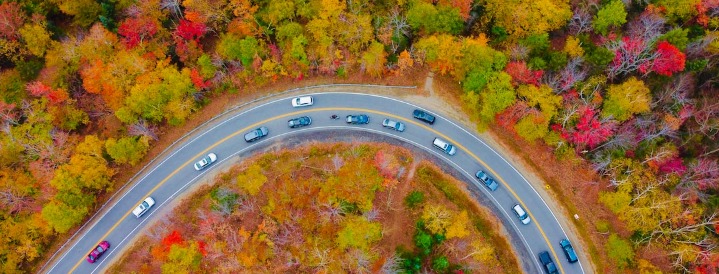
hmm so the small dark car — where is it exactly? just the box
[413,109,436,125]
[87,241,110,263]
[244,127,269,142]
[538,251,559,274]
[346,114,370,124]
[288,116,312,128]
[560,239,579,263]
[475,170,499,191]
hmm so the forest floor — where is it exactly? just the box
[44,68,608,273]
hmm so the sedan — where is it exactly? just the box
[413,109,436,125]
[87,241,110,263]
[244,127,269,142]
[288,116,312,128]
[291,96,314,107]
[346,114,370,124]
[475,170,498,191]
[382,119,405,132]
[194,153,217,170]
[512,204,531,225]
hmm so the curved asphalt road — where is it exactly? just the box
[45,92,585,274]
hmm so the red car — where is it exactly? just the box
[87,241,110,263]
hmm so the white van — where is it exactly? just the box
[133,197,155,218]
[433,138,456,155]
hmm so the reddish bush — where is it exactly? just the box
[652,41,686,76]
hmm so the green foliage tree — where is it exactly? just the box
[658,28,690,50]
[404,191,425,209]
[654,0,700,23]
[41,198,90,233]
[217,34,260,67]
[593,0,627,35]
[116,63,197,126]
[515,114,550,141]
[197,54,217,79]
[432,256,450,272]
[0,69,26,104]
[105,136,150,166]
[161,241,203,273]
[479,72,516,124]
[601,77,651,122]
[237,164,267,196]
[607,233,634,269]
[336,215,382,252]
[361,41,387,77]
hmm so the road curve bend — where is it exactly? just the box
[45,92,586,274]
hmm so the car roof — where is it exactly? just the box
[513,204,526,215]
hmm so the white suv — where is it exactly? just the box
[133,197,155,218]
[433,138,456,155]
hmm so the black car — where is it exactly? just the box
[538,251,559,274]
[559,239,579,263]
[288,116,312,128]
[413,109,436,124]
[244,126,269,142]
[346,114,370,124]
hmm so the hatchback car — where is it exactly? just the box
[382,119,405,132]
[512,204,531,225]
[133,197,155,218]
[433,138,456,155]
[413,109,436,125]
[87,241,110,263]
[538,251,559,274]
[291,96,314,107]
[560,239,579,263]
[476,170,499,191]
[194,153,217,170]
[288,116,312,128]
[244,126,269,142]
[346,114,370,124]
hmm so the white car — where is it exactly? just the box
[512,204,531,225]
[291,96,314,107]
[132,197,155,218]
[432,138,456,155]
[194,153,217,170]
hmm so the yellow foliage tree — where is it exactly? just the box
[422,204,452,235]
[564,36,584,58]
[484,0,572,39]
[445,211,471,239]
[237,164,267,196]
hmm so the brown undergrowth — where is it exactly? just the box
[108,143,518,273]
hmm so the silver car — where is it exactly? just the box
[382,119,405,132]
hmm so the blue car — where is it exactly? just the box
[346,114,370,124]
[475,170,499,191]
[560,239,579,263]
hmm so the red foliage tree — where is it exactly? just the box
[161,230,185,251]
[190,68,210,90]
[26,81,52,97]
[504,61,543,87]
[174,19,207,43]
[0,2,26,40]
[652,41,686,76]
[658,157,687,175]
[554,105,616,149]
[117,17,159,49]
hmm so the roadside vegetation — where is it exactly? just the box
[107,143,517,273]
[0,0,717,272]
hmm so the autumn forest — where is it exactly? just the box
[0,0,718,272]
